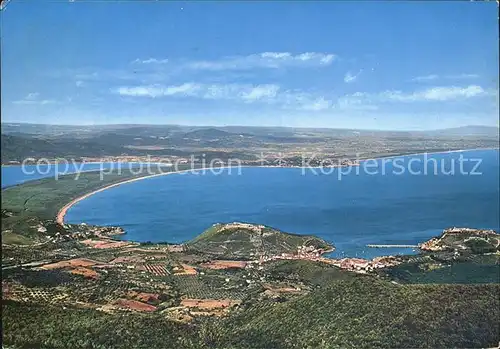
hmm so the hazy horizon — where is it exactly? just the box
[1,121,499,133]
[2,2,498,130]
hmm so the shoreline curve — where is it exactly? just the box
[55,148,498,225]
[56,167,202,225]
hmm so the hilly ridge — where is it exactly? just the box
[188,222,333,258]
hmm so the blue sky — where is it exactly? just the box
[1,1,498,130]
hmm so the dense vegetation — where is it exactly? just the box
[2,300,200,349]
[262,259,357,286]
[422,229,500,254]
[3,277,499,349]
[187,223,333,258]
[465,237,498,254]
[1,134,131,163]
[385,254,500,284]
[1,133,256,163]
[210,278,499,349]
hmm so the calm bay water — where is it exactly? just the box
[8,150,500,259]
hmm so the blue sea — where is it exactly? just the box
[4,150,499,259]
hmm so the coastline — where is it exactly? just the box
[55,168,196,225]
[356,146,499,162]
[55,147,499,225]
[1,161,174,167]
[2,146,498,167]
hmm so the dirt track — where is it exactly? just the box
[200,260,247,270]
[40,258,100,270]
[114,298,157,312]
[69,267,99,279]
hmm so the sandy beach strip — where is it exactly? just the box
[55,168,202,225]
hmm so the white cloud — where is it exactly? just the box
[74,72,100,81]
[115,83,201,98]
[13,100,56,105]
[382,85,489,102]
[49,52,336,88]
[412,73,479,82]
[337,92,378,110]
[12,92,57,105]
[240,84,280,102]
[278,91,332,111]
[114,82,334,111]
[419,85,486,101]
[50,68,155,83]
[344,70,362,83]
[185,52,337,71]
[162,83,201,95]
[115,83,282,103]
[26,92,40,100]
[411,74,439,82]
[112,80,493,114]
[446,73,480,79]
[295,52,336,64]
[334,85,493,110]
[201,84,245,100]
[300,97,332,111]
[115,82,490,111]
[132,58,169,64]
[261,52,291,59]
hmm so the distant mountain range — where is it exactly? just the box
[2,123,498,138]
[1,123,498,164]
[420,125,500,137]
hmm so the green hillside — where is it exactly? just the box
[3,276,498,349]
[187,222,333,258]
[210,277,499,349]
